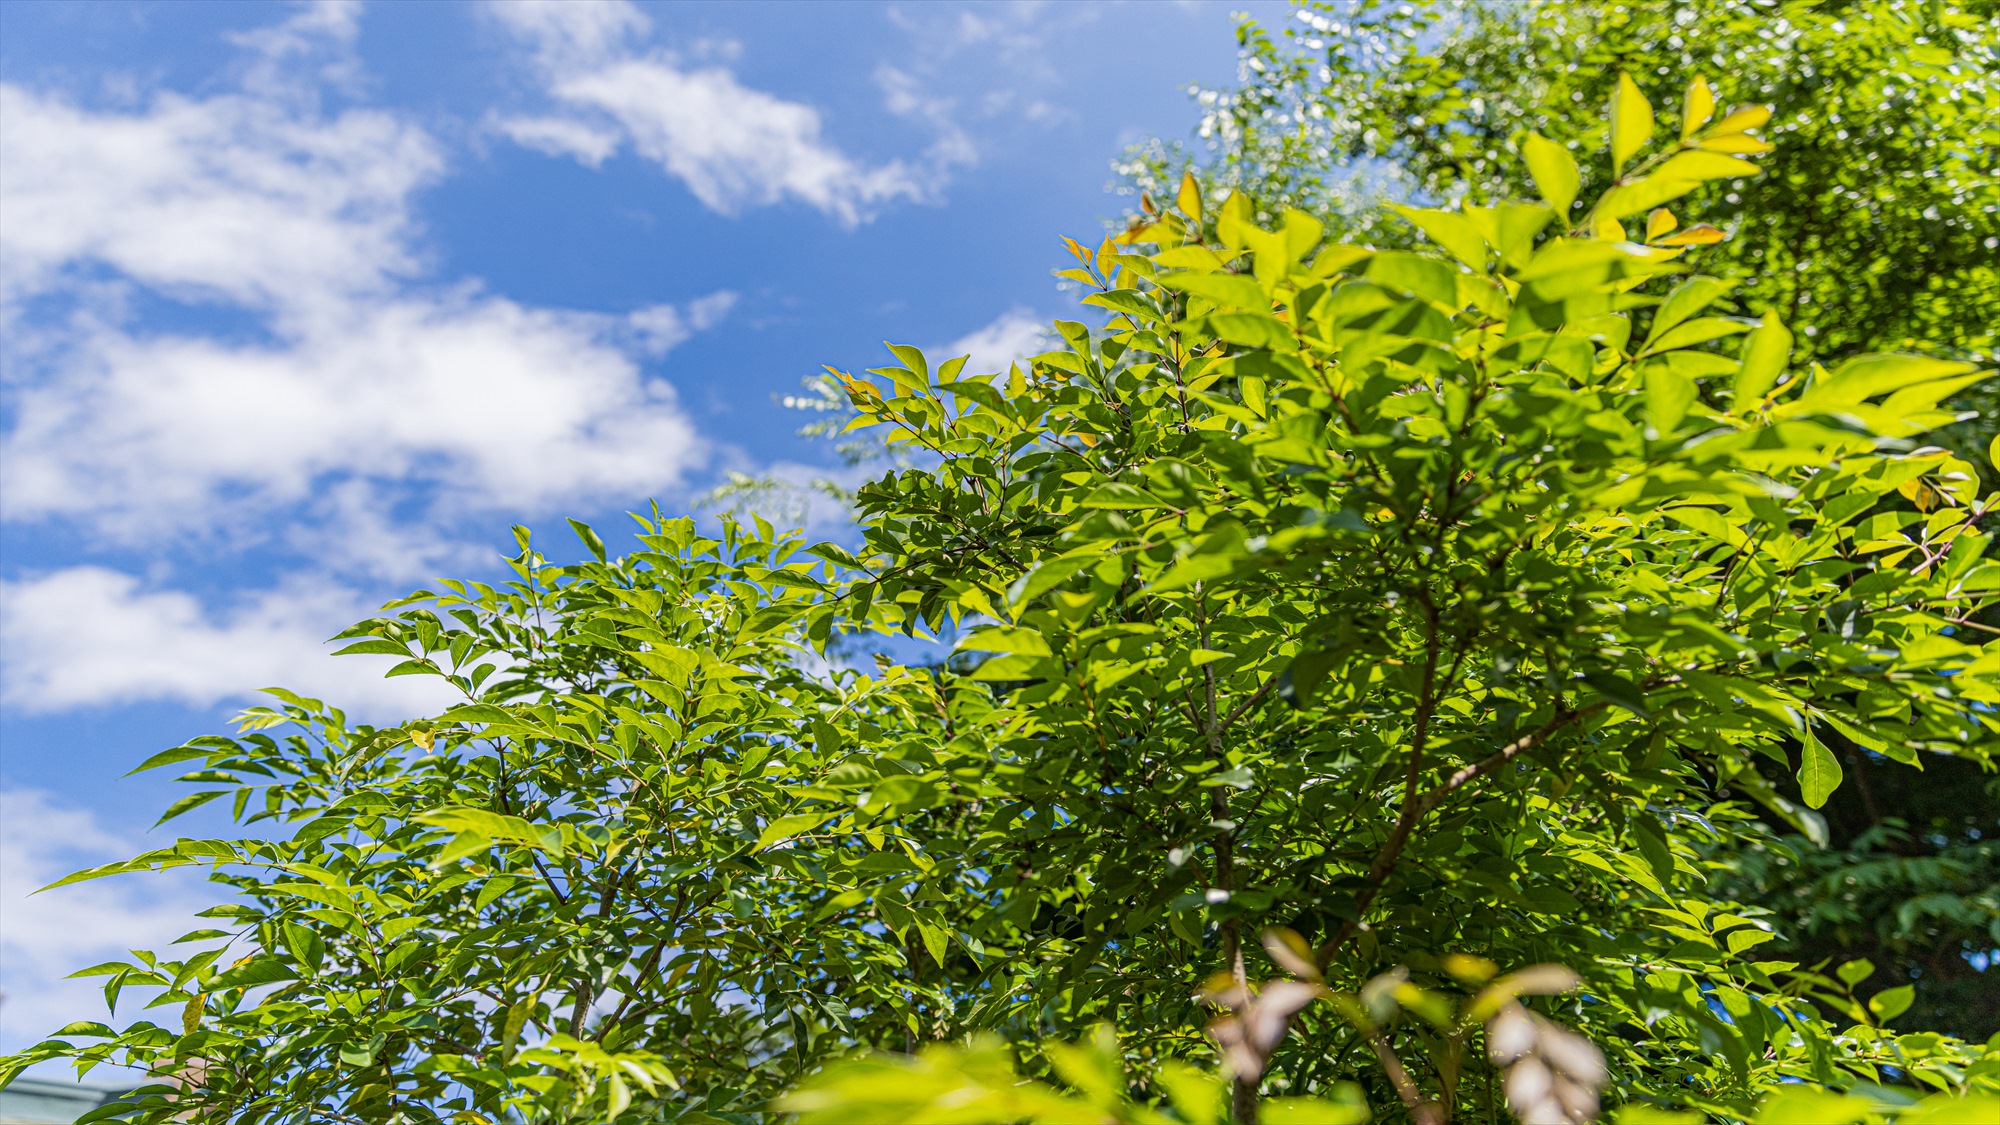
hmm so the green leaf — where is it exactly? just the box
[1580,671,1650,717]
[434,831,492,866]
[330,639,411,657]
[1392,205,1489,271]
[1080,482,1169,510]
[1007,553,1095,610]
[1868,983,1915,1022]
[1148,551,1241,595]
[568,518,607,562]
[1753,1089,1872,1125]
[630,645,699,684]
[885,343,930,385]
[209,955,298,989]
[756,813,832,852]
[1207,312,1294,351]
[1733,310,1793,405]
[1262,1094,1371,1125]
[1365,252,1459,307]
[1837,959,1876,987]
[1646,276,1736,345]
[957,626,1053,657]
[419,807,561,856]
[963,653,1045,682]
[1157,271,1266,309]
[1799,353,1978,410]
[1797,729,1843,809]
[1632,814,1677,890]
[1643,362,1698,435]
[1523,133,1580,216]
[1287,650,1339,706]
[154,790,229,826]
[915,916,950,966]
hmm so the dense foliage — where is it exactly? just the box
[1117,0,2000,1046]
[1119,0,2000,368]
[4,40,1998,1125]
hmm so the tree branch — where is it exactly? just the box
[1316,700,1604,969]
[1413,703,1608,821]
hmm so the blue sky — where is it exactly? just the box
[0,0,1288,1059]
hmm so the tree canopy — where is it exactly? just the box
[5,26,1999,1125]
[1115,0,2000,1047]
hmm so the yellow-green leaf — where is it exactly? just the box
[1610,72,1655,173]
[1712,104,1772,135]
[1080,481,1169,509]
[1754,1088,1871,1125]
[1680,75,1714,139]
[1522,133,1580,216]
[957,626,1053,656]
[1644,363,1698,435]
[1901,1093,2000,1125]
[1650,149,1763,182]
[1392,205,1489,271]
[1177,171,1202,223]
[916,917,950,965]
[1157,271,1267,309]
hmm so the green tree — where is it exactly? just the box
[5,60,1999,1125]
[1118,0,2000,1046]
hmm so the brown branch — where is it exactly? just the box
[1316,701,1605,969]
[1414,703,1608,822]
[1219,670,1283,734]
[1195,586,1253,1125]
[1346,594,1446,929]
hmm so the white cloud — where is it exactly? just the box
[489,0,650,72]
[487,0,961,226]
[0,567,460,716]
[3,292,703,530]
[226,0,367,101]
[493,113,622,166]
[940,307,1051,375]
[0,788,214,1053]
[0,6,724,543]
[628,290,738,356]
[0,5,757,717]
[0,81,434,311]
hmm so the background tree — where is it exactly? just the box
[1117,0,2000,367]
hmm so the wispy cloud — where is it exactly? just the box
[628,290,739,357]
[941,307,1052,375]
[486,0,968,226]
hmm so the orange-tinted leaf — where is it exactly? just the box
[1654,223,1727,246]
